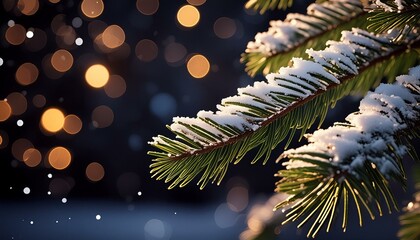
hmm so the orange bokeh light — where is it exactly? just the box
[48,146,72,170]
[86,162,105,182]
[15,62,39,86]
[23,148,42,167]
[51,49,74,72]
[63,114,83,135]
[81,0,104,18]
[102,25,125,49]
[85,64,109,88]
[187,54,210,78]
[177,5,200,28]
[41,108,65,133]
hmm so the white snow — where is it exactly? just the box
[96,214,101,220]
[23,187,30,194]
[245,0,363,56]
[282,65,420,179]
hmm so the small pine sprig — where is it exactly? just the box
[245,0,294,13]
[148,29,419,190]
[275,66,420,238]
[242,0,365,77]
[367,0,420,42]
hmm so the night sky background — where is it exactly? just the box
[0,0,418,239]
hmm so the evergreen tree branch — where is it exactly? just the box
[148,29,420,190]
[275,66,420,238]
[245,0,294,13]
[241,0,365,77]
[398,166,420,240]
[367,0,420,42]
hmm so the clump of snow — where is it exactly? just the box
[245,0,363,56]
[282,65,420,180]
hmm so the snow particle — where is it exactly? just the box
[55,220,59,224]
[62,198,67,203]
[75,37,83,46]
[26,31,34,39]
[96,214,101,220]
[30,221,34,225]
[47,173,52,178]
[137,191,142,196]
[0,57,3,66]
[23,187,30,194]
[8,20,15,27]
[47,191,51,195]
[17,120,24,127]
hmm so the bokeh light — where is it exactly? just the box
[227,186,249,212]
[135,39,158,62]
[104,75,127,98]
[85,64,109,88]
[15,63,39,86]
[136,0,159,15]
[17,0,39,16]
[213,17,237,39]
[5,24,26,45]
[187,54,210,78]
[91,105,114,128]
[32,94,46,108]
[11,138,33,161]
[63,114,83,135]
[85,162,105,182]
[51,49,74,72]
[187,0,206,6]
[164,42,186,64]
[0,101,12,122]
[6,92,27,116]
[81,0,104,18]
[177,5,200,28]
[102,25,126,49]
[48,146,72,170]
[23,148,42,167]
[41,108,65,133]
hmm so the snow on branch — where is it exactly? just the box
[275,66,420,237]
[148,28,416,189]
[244,0,363,57]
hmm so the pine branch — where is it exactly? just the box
[148,29,420,190]
[245,0,294,13]
[275,66,420,238]
[241,0,365,77]
[367,0,420,42]
[398,166,420,240]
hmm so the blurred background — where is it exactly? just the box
[0,0,417,239]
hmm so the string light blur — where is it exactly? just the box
[213,17,237,39]
[6,92,27,116]
[135,39,158,62]
[187,0,206,6]
[102,25,126,49]
[85,64,109,88]
[177,5,200,28]
[186,54,210,78]
[41,108,65,133]
[5,24,26,45]
[63,115,83,135]
[51,49,74,72]
[136,0,159,15]
[104,75,127,98]
[85,162,105,182]
[23,148,42,167]
[48,146,72,170]
[81,0,104,18]
[91,105,114,128]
